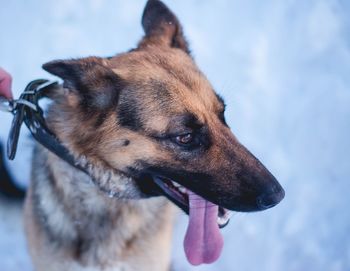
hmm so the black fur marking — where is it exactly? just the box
[164,113,203,136]
[117,80,171,131]
[148,79,171,100]
[123,139,130,146]
[94,112,108,128]
[117,94,144,131]
[215,93,228,126]
[215,93,226,109]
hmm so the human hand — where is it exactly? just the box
[0,67,13,99]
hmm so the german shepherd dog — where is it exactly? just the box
[24,1,285,270]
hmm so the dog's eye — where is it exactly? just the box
[175,133,193,145]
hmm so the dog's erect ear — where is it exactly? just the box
[42,57,124,109]
[139,0,190,54]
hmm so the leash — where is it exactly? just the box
[0,79,88,174]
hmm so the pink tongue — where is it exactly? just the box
[184,191,224,265]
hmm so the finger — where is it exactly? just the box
[0,67,13,99]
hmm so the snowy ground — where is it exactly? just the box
[1,0,350,271]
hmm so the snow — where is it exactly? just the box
[1,0,350,270]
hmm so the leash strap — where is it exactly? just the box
[1,79,87,173]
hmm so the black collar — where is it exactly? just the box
[3,79,88,175]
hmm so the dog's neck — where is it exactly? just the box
[30,145,174,270]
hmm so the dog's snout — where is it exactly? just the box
[256,185,285,210]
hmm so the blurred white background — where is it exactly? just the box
[1,0,350,270]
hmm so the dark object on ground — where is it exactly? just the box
[0,142,25,199]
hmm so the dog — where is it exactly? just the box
[24,1,285,270]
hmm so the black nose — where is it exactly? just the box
[256,185,285,210]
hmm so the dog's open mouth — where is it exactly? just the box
[153,177,232,228]
[153,176,232,265]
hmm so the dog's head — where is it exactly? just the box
[43,0,284,265]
